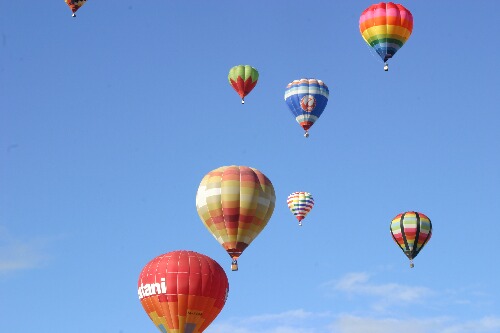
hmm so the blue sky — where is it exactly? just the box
[1,1,499,332]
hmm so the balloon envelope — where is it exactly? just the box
[390,211,432,267]
[228,65,259,104]
[138,250,229,333]
[196,165,275,270]
[284,78,329,137]
[65,0,86,16]
[287,192,314,226]
[359,2,413,63]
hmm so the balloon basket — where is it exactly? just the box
[384,63,389,71]
[231,260,238,271]
[409,259,414,268]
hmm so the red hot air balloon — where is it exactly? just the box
[65,0,87,17]
[228,65,259,104]
[138,250,229,333]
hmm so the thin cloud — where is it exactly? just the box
[0,226,51,273]
[323,272,433,310]
[440,316,500,333]
[332,314,450,333]
[210,323,315,333]
[332,314,500,333]
[242,309,330,324]
[210,309,333,333]
[210,312,500,333]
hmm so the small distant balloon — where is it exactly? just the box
[287,192,314,226]
[284,78,329,137]
[65,0,87,17]
[359,2,413,71]
[390,211,432,268]
[228,65,259,104]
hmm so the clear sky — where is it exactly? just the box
[1,1,499,332]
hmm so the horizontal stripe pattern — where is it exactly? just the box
[287,192,314,223]
[196,166,275,264]
[284,79,329,134]
[390,211,432,262]
[359,2,413,62]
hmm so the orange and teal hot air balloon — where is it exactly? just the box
[65,0,87,17]
[359,2,413,71]
[390,211,432,268]
[196,165,275,271]
[287,192,314,226]
[138,250,229,333]
[228,65,259,104]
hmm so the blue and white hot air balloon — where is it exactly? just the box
[284,78,329,137]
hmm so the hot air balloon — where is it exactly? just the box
[390,211,432,268]
[287,192,314,226]
[284,78,329,137]
[228,65,259,104]
[138,250,229,333]
[359,2,413,71]
[65,0,87,17]
[196,165,275,271]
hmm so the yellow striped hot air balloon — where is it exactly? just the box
[196,166,275,271]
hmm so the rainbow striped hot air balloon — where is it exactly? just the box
[284,79,329,138]
[228,65,259,104]
[287,192,314,226]
[390,211,432,268]
[196,165,275,271]
[359,2,413,71]
[65,0,87,17]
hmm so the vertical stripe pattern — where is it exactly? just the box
[390,211,432,264]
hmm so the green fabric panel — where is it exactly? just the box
[228,65,258,83]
